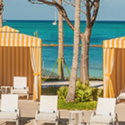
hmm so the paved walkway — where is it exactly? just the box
[42,81,103,89]
[0,100,125,125]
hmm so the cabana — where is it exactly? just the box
[103,37,125,98]
[0,26,42,101]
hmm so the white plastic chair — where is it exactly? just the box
[11,76,29,99]
[35,95,60,125]
[0,94,20,125]
[117,89,125,102]
[87,98,119,125]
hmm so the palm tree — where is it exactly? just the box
[79,0,100,84]
[0,0,3,28]
[58,0,64,80]
[62,0,100,84]
[66,0,81,102]
[29,0,100,102]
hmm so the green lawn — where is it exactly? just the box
[58,99,97,110]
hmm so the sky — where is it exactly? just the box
[3,0,125,21]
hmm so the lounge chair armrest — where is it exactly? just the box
[91,112,96,118]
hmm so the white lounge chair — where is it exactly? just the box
[117,89,125,102]
[87,98,118,125]
[11,76,29,99]
[35,95,60,125]
[0,94,20,125]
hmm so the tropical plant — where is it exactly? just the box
[57,86,68,100]
[57,80,103,103]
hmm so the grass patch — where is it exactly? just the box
[58,99,97,110]
[42,78,60,82]
[89,77,103,81]
[42,77,103,82]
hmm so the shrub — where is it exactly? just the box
[57,86,68,100]
[57,79,103,102]
[75,80,93,102]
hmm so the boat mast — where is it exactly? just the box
[55,9,56,22]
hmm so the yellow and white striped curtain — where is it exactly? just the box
[30,47,41,101]
[104,49,115,98]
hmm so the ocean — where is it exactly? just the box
[3,21,125,78]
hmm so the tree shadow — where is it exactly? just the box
[118,122,125,125]
[19,117,34,124]
[83,121,125,125]
[59,118,69,124]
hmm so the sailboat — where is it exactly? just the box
[52,9,57,25]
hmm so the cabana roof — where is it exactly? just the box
[0,26,19,33]
[103,37,125,48]
[0,26,41,47]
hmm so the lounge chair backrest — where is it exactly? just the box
[40,95,58,113]
[14,76,27,88]
[96,98,116,116]
[1,94,18,111]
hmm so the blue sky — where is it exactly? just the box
[3,0,125,21]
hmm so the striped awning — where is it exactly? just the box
[0,26,41,47]
[103,37,125,48]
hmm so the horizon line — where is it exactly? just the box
[2,19,125,22]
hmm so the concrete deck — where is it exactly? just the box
[42,81,103,89]
[0,99,125,125]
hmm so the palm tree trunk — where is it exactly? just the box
[0,0,3,28]
[80,1,100,84]
[80,28,92,84]
[58,0,64,80]
[66,0,81,102]
[0,13,2,28]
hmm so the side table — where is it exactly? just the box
[1,86,11,94]
[69,110,84,125]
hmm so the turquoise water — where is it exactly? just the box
[3,21,125,78]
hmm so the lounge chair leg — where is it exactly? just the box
[16,120,19,125]
[27,94,29,100]
[87,122,89,125]
[34,120,37,125]
[55,121,58,125]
